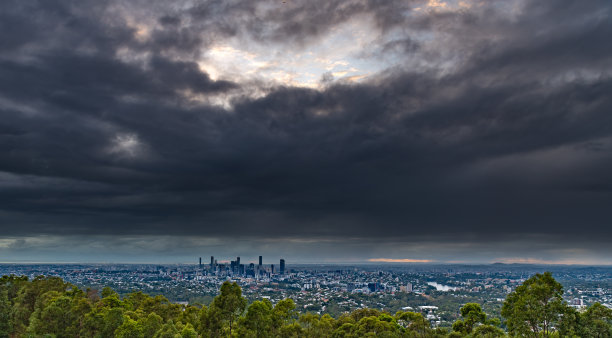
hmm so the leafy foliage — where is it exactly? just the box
[501,272,566,337]
[0,272,610,337]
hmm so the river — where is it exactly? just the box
[427,282,458,291]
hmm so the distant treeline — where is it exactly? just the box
[1,272,611,337]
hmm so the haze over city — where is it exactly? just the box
[1,0,612,264]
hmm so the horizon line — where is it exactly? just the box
[1,261,612,267]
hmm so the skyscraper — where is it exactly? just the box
[280,259,285,275]
[259,256,263,266]
[199,257,202,268]
[210,256,214,267]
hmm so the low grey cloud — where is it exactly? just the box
[1,0,612,262]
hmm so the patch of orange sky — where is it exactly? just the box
[369,258,434,263]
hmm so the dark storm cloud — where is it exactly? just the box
[185,0,411,46]
[1,0,612,249]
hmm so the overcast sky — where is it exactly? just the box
[1,0,612,264]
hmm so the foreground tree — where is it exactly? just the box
[208,281,247,336]
[0,288,12,336]
[580,302,612,337]
[11,276,70,335]
[452,303,504,337]
[236,299,274,337]
[299,312,336,337]
[452,303,486,334]
[395,310,432,337]
[501,272,567,337]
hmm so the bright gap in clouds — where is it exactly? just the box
[194,0,482,91]
[198,15,385,89]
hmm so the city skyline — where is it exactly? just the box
[1,0,612,264]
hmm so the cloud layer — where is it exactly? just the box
[1,0,612,262]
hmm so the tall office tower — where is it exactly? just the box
[259,256,263,266]
[210,256,214,267]
[407,282,413,292]
[271,264,275,273]
[236,257,240,266]
[199,257,202,268]
[280,259,285,275]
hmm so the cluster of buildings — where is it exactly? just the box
[197,256,286,277]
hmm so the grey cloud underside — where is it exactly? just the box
[1,0,612,241]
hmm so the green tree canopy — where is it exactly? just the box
[208,281,247,336]
[580,302,612,337]
[3,272,612,338]
[501,271,568,337]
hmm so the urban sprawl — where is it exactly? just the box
[2,260,612,328]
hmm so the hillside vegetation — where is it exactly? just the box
[1,272,611,337]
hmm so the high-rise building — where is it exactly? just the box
[259,256,263,266]
[280,259,285,274]
[270,264,274,273]
[247,264,255,277]
[368,283,377,293]
[199,257,202,268]
[407,282,413,292]
[210,256,214,267]
[236,257,240,266]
